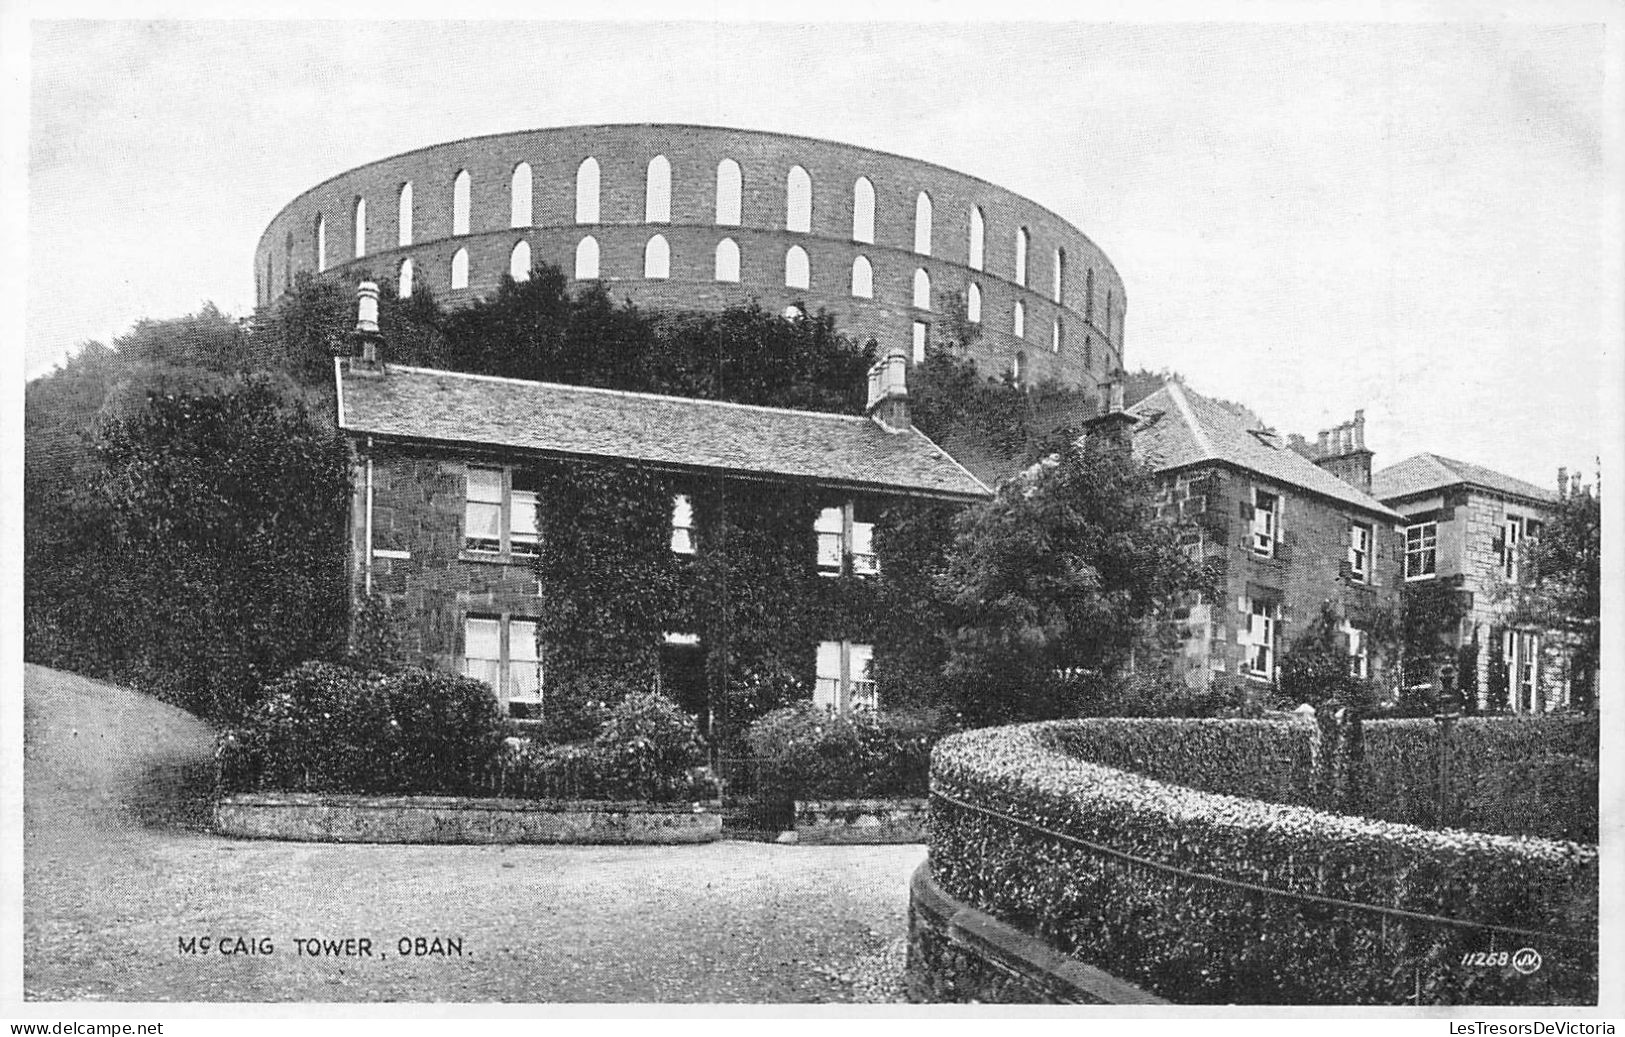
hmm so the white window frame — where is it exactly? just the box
[464,466,539,559]
[814,500,878,578]
[464,614,543,719]
[1342,620,1370,679]
[1405,520,1438,580]
[671,494,696,555]
[815,640,876,713]
[1243,597,1278,680]
[1502,515,1523,580]
[1503,628,1541,712]
[1348,522,1371,583]
[1252,489,1279,558]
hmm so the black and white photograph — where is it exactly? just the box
[7,5,1620,1022]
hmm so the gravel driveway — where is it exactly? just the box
[23,665,921,1003]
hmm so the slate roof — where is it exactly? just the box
[335,361,992,502]
[1371,453,1557,506]
[1126,382,1403,521]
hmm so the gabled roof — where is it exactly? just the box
[1371,453,1557,507]
[1125,382,1403,521]
[335,361,992,502]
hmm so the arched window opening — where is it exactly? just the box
[511,163,533,228]
[912,321,928,364]
[968,207,985,271]
[913,192,933,256]
[575,157,600,224]
[1086,268,1096,322]
[1015,227,1029,286]
[714,238,740,282]
[575,236,600,279]
[850,256,873,299]
[786,165,812,233]
[453,170,471,236]
[451,247,469,290]
[852,177,875,244]
[314,213,327,272]
[1053,248,1065,304]
[1012,352,1026,385]
[967,282,982,323]
[284,232,293,291]
[1106,290,1115,341]
[785,245,810,289]
[645,155,671,224]
[913,268,931,310]
[353,197,367,259]
[398,258,414,299]
[398,182,414,247]
[715,159,742,226]
[1052,317,1063,353]
[644,234,670,279]
[1014,300,1026,339]
[510,240,531,282]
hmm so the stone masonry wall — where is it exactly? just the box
[1155,465,1403,689]
[259,124,1125,391]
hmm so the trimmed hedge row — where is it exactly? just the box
[929,722,1598,1005]
[1360,716,1599,840]
[1042,717,1317,807]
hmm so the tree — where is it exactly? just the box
[94,373,351,719]
[938,444,1215,724]
[1500,474,1601,709]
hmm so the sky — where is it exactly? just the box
[15,11,1624,491]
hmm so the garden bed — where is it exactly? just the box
[214,792,721,845]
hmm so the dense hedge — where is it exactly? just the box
[1041,718,1318,807]
[220,665,713,802]
[220,662,506,795]
[1359,715,1599,840]
[929,722,1598,1005]
[742,704,940,801]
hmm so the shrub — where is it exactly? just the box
[743,704,942,800]
[1462,754,1598,844]
[1359,714,1598,837]
[593,692,709,801]
[929,722,1598,1006]
[1042,717,1318,807]
[223,661,505,795]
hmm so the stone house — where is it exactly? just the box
[1370,453,1573,712]
[333,285,990,732]
[1085,382,1407,692]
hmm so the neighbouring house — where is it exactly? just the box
[1370,453,1575,712]
[1084,382,1406,693]
[333,284,991,736]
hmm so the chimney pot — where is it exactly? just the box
[865,348,910,433]
[1317,429,1330,456]
[356,281,380,334]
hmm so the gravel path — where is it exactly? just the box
[23,665,923,1003]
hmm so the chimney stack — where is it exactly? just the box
[1310,410,1374,492]
[350,281,387,374]
[866,348,910,433]
[1083,376,1137,458]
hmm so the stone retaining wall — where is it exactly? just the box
[215,793,721,845]
[906,861,1166,1005]
[793,798,927,844]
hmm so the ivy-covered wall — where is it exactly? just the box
[356,440,962,741]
